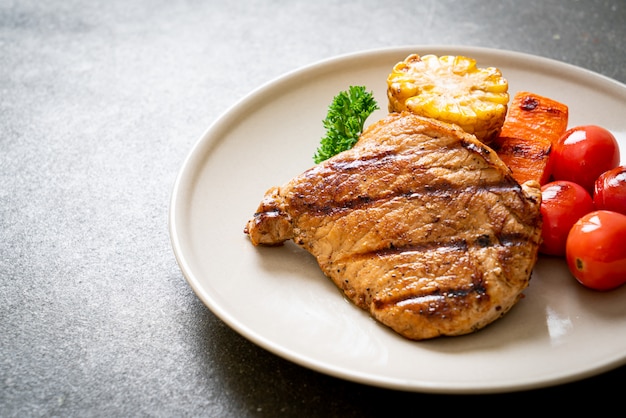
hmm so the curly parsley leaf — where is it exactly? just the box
[313,86,379,164]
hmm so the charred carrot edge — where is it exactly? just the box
[491,91,569,186]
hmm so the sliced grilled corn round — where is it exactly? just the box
[387,54,509,143]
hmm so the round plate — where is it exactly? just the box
[169,46,626,394]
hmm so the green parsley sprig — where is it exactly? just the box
[313,86,379,164]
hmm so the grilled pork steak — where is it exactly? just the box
[244,112,542,340]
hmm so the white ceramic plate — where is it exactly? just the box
[169,46,626,394]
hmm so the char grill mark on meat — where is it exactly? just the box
[244,112,542,340]
[373,277,489,316]
[289,179,527,217]
[359,231,532,260]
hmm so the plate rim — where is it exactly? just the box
[169,45,626,394]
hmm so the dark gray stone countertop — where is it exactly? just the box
[2,0,626,416]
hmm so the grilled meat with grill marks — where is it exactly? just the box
[244,112,542,340]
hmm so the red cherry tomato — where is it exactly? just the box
[565,210,626,291]
[552,125,620,194]
[594,166,626,215]
[539,180,595,256]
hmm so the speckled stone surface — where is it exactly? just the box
[2,0,626,416]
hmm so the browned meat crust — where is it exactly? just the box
[244,112,542,340]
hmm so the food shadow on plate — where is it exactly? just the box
[245,236,559,354]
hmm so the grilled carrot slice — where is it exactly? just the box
[491,91,569,185]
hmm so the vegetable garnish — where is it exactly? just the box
[313,85,379,164]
